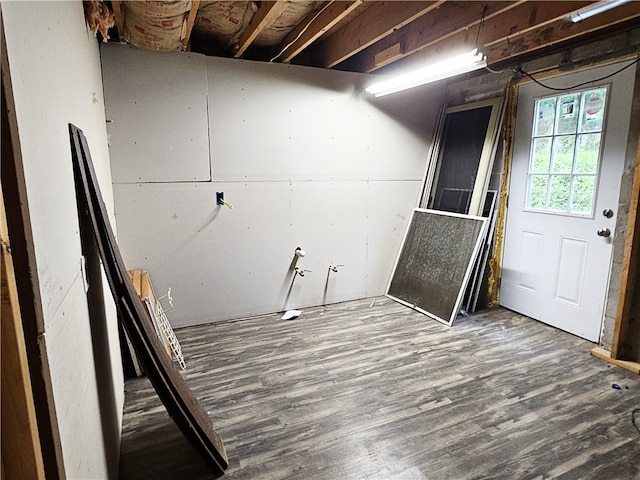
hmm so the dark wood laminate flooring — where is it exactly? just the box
[119,297,640,480]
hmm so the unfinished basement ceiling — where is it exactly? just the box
[99,1,640,73]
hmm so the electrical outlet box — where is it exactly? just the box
[216,192,224,205]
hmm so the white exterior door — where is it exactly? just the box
[500,61,636,342]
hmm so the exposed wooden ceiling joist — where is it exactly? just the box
[314,1,446,69]
[276,0,364,64]
[481,1,594,48]
[110,0,123,37]
[485,1,640,66]
[181,0,200,51]
[341,1,521,73]
[372,1,615,74]
[101,0,640,79]
[233,1,290,58]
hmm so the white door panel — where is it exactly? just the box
[501,61,636,342]
[554,236,588,306]
[516,230,544,292]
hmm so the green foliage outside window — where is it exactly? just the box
[526,87,607,215]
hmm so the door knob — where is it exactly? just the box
[597,228,611,237]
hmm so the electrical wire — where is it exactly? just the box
[270,1,333,63]
[484,64,518,75]
[516,56,640,92]
[474,4,488,50]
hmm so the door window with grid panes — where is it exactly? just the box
[526,86,608,216]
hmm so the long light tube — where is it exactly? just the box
[364,49,487,97]
[565,0,630,22]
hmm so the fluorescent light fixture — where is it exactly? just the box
[565,0,630,22]
[364,49,487,97]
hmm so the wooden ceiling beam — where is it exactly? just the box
[234,1,290,58]
[485,1,640,66]
[346,1,521,73]
[275,1,364,64]
[111,0,124,37]
[181,0,200,51]
[317,1,445,69]
[376,1,597,74]
[482,1,594,48]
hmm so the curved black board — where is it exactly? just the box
[69,124,228,475]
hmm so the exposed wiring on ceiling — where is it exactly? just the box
[484,64,518,75]
[270,1,333,63]
[516,56,640,92]
[474,3,488,50]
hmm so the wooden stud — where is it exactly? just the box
[128,269,142,297]
[590,346,640,375]
[141,272,172,358]
[278,0,364,64]
[234,1,290,58]
[181,0,200,51]
[111,0,124,38]
[127,269,172,359]
[1,29,65,477]
[140,271,150,301]
[487,81,518,307]
[588,63,640,372]
[611,130,640,359]
[1,184,46,479]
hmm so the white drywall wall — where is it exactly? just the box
[102,46,211,183]
[2,2,123,478]
[104,44,444,326]
[207,58,431,181]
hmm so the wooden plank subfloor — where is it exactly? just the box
[119,297,640,479]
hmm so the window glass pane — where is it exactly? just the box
[571,175,596,214]
[528,175,548,209]
[552,135,576,173]
[556,93,580,135]
[575,133,601,174]
[580,88,607,133]
[535,98,556,136]
[527,86,606,216]
[531,137,552,173]
[549,175,571,211]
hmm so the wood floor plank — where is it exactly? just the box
[119,297,640,479]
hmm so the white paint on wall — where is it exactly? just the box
[104,44,444,326]
[2,2,122,478]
